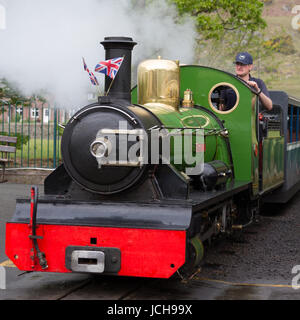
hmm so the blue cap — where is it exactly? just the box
[235,52,253,65]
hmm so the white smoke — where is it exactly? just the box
[0,0,196,108]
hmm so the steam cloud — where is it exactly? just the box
[0,0,196,108]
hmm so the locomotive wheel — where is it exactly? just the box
[178,235,204,277]
[190,235,205,267]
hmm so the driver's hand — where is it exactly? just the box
[247,81,259,92]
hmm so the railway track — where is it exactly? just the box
[1,184,299,300]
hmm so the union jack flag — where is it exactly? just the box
[82,57,99,86]
[94,57,124,80]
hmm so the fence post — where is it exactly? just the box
[33,101,37,167]
[21,103,24,167]
[41,103,44,168]
[53,107,57,168]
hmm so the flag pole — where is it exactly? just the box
[105,55,125,97]
[105,77,115,96]
[83,57,102,96]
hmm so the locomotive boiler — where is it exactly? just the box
[6,36,300,278]
[57,37,229,196]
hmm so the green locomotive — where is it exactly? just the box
[6,37,300,277]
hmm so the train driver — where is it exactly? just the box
[219,52,273,111]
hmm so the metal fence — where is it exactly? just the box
[0,102,76,169]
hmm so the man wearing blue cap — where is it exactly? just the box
[220,52,273,111]
[234,52,273,111]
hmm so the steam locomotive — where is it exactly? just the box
[6,37,300,278]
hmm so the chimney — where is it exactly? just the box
[100,36,137,103]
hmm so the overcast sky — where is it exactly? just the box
[0,0,196,108]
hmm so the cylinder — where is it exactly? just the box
[100,36,137,103]
[192,160,232,191]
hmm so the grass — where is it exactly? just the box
[12,138,62,168]
[256,15,300,97]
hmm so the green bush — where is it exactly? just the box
[263,35,296,55]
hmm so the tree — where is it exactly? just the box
[0,78,46,108]
[171,0,266,40]
[0,78,31,107]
